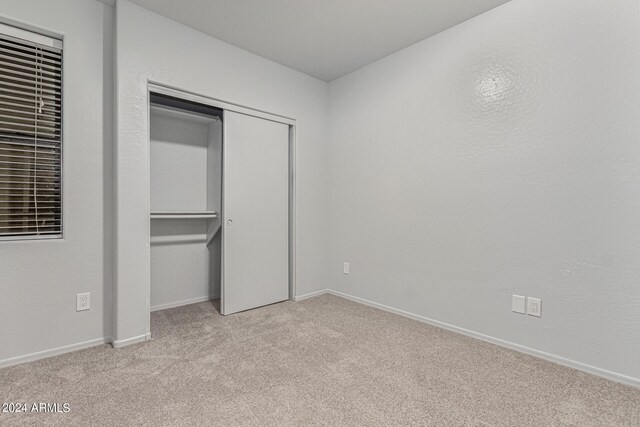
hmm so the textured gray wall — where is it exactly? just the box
[0,0,114,364]
[328,0,640,382]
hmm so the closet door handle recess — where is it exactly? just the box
[226,219,233,226]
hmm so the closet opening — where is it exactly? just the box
[149,92,223,316]
[146,84,296,339]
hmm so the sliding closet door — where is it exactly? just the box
[222,111,289,315]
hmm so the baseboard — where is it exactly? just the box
[0,338,108,369]
[325,289,640,389]
[293,289,329,302]
[111,333,151,349]
[150,295,217,312]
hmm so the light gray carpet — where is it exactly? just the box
[1,294,639,426]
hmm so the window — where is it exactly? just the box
[0,24,62,240]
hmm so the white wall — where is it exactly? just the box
[150,110,210,212]
[114,0,330,343]
[0,0,113,364]
[150,219,213,310]
[328,0,640,382]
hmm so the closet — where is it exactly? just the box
[149,91,291,318]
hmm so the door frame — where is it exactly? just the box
[146,82,298,319]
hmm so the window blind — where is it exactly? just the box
[0,29,62,240]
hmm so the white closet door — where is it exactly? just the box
[222,111,289,315]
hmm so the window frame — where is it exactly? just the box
[0,22,63,242]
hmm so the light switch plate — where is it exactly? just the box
[527,297,541,317]
[512,294,526,314]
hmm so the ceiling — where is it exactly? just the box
[127,0,510,82]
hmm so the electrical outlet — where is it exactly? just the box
[343,262,350,275]
[512,294,526,314]
[77,293,90,311]
[527,297,541,317]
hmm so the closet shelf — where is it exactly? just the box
[150,211,218,219]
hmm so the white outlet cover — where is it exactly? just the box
[77,293,90,311]
[512,294,526,314]
[527,297,541,317]
[343,262,350,275]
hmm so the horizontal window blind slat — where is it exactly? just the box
[0,179,59,184]
[0,220,61,225]
[0,147,60,156]
[0,145,59,152]
[0,180,59,185]
[0,36,62,53]
[0,157,60,166]
[0,143,60,151]
[0,38,62,57]
[0,155,60,163]
[0,201,59,205]
[0,79,61,96]
[0,224,60,232]
[0,193,60,198]
[0,131,59,140]
[0,158,59,166]
[0,85,61,101]
[0,210,61,215]
[0,152,59,158]
[0,45,61,67]
[0,122,60,134]
[0,52,60,73]
[0,113,60,125]
[0,206,60,211]
[0,166,59,173]
[0,215,60,219]
[0,142,61,151]
[0,44,62,66]
[0,97,61,114]
[0,57,60,76]
[0,163,60,170]
[0,172,59,177]
[0,216,59,220]
[0,157,60,164]
[0,115,60,127]
[0,58,60,79]
[0,72,61,90]
[0,187,59,192]
[0,67,62,86]
[0,173,59,179]
[0,106,60,121]
[0,127,59,137]
[0,65,60,84]
[0,232,61,237]
[0,95,60,107]
[0,137,61,147]
[0,168,60,175]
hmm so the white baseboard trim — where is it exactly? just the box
[325,289,640,389]
[293,289,329,302]
[111,333,151,349]
[0,338,108,369]
[150,295,217,312]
